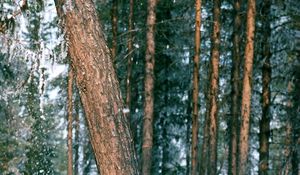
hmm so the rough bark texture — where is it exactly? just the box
[228,0,242,175]
[238,0,256,174]
[126,0,134,117]
[258,0,271,174]
[142,0,157,174]
[67,68,73,175]
[191,0,201,174]
[55,1,139,174]
[111,0,118,61]
[207,0,221,174]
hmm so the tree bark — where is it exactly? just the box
[55,1,139,174]
[191,0,202,174]
[258,0,271,174]
[238,0,256,174]
[207,0,221,174]
[228,0,242,174]
[142,0,157,174]
[67,67,73,175]
[111,0,118,61]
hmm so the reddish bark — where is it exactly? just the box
[55,1,139,174]
[142,0,157,174]
[191,0,202,174]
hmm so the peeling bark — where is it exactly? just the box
[55,1,138,174]
[238,0,256,174]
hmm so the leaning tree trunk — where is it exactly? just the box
[54,1,138,174]
[228,0,242,174]
[238,0,256,174]
[258,0,271,174]
[207,0,221,174]
[191,0,202,174]
[142,0,157,174]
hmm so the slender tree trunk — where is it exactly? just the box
[207,0,221,174]
[74,92,80,175]
[126,0,134,117]
[111,0,118,61]
[258,0,271,174]
[191,0,202,174]
[200,110,209,175]
[55,1,139,174]
[142,0,157,174]
[186,90,192,175]
[238,0,256,174]
[283,82,292,175]
[290,72,300,175]
[67,68,73,175]
[228,1,242,175]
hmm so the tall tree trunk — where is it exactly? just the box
[191,0,202,174]
[200,110,209,175]
[142,0,157,174]
[238,0,256,174]
[228,0,242,175]
[126,0,134,117]
[186,90,192,175]
[67,68,73,175]
[111,0,118,62]
[74,92,80,175]
[207,0,221,174]
[258,0,271,174]
[55,1,139,174]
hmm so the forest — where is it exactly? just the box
[0,0,299,174]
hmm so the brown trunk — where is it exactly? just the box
[74,92,80,175]
[55,1,138,174]
[207,0,221,174]
[191,0,202,174]
[67,67,73,175]
[142,0,157,174]
[238,0,256,174]
[228,1,242,175]
[126,0,134,116]
[111,0,118,61]
[258,0,271,174]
